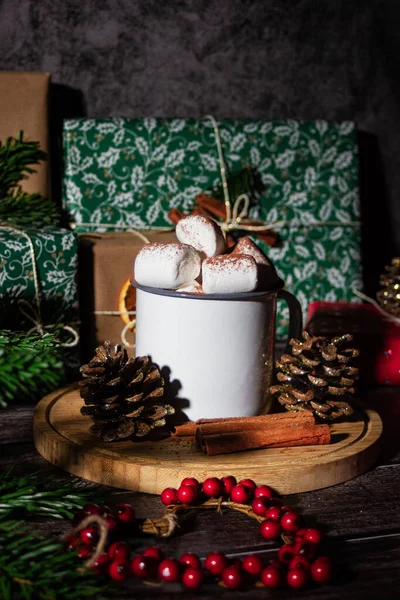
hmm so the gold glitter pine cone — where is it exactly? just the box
[270,331,359,421]
[377,257,400,317]
[80,341,175,442]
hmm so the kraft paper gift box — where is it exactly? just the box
[64,118,362,338]
[0,227,79,373]
[0,71,50,197]
[78,230,177,361]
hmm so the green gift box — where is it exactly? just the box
[63,118,362,337]
[0,227,80,371]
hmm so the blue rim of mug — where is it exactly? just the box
[131,277,285,301]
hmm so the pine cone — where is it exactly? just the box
[270,332,359,421]
[377,257,400,317]
[80,342,175,442]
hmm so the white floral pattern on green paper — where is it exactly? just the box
[63,118,361,337]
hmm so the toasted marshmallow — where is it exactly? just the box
[232,236,279,289]
[176,281,204,294]
[175,214,226,257]
[134,242,201,289]
[202,254,258,294]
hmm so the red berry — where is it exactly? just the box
[78,545,92,559]
[293,540,317,560]
[92,552,109,573]
[108,560,130,581]
[182,566,204,589]
[116,503,136,524]
[179,552,201,569]
[202,477,223,498]
[290,555,311,570]
[222,565,243,589]
[260,519,281,539]
[181,477,200,490]
[131,555,157,578]
[269,497,283,507]
[221,475,237,496]
[281,505,294,513]
[107,515,119,531]
[265,506,282,521]
[278,544,295,564]
[311,557,332,583]
[295,527,308,539]
[261,566,283,588]
[142,546,164,561]
[238,478,257,496]
[108,541,130,561]
[251,497,269,517]
[299,527,322,545]
[280,511,301,533]
[254,485,273,500]
[204,552,228,576]
[158,558,181,582]
[65,535,80,550]
[287,566,309,589]
[83,503,101,516]
[160,487,178,506]
[80,526,99,546]
[230,484,250,504]
[177,484,198,505]
[242,554,263,576]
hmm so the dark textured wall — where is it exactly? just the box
[0,0,398,288]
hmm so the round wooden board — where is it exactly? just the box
[34,385,383,495]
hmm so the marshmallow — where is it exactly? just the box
[232,237,279,289]
[202,254,258,294]
[134,242,201,289]
[176,281,204,294]
[176,214,226,257]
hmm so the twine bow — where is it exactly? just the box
[0,226,79,347]
[207,115,284,236]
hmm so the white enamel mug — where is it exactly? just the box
[133,282,302,421]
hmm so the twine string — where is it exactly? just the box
[62,514,109,570]
[0,226,79,347]
[353,288,400,324]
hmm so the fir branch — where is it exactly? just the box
[0,471,100,521]
[0,131,60,228]
[0,331,65,408]
[0,131,46,194]
[0,188,60,228]
[0,521,107,600]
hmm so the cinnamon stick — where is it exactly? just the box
[167,208,186,225]
[195,193,227,220]
[172,411,314,437]
[199,424,331,456]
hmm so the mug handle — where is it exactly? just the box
[277,289,303,352]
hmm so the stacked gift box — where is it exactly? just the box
[63,117,362,351]
[0,71,80,376]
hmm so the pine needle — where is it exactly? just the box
[0,131,60,228]
[0,521,108,599]
[0,471,101,521]
[0,330,65,407]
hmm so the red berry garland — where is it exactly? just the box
[66,477,332,591]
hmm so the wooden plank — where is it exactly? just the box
[0,405,34,444]
[2,442,399,546]
[33,385,383,495]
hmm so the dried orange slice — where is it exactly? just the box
[118,276,136,329]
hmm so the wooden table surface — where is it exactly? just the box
[2,386,400,599]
